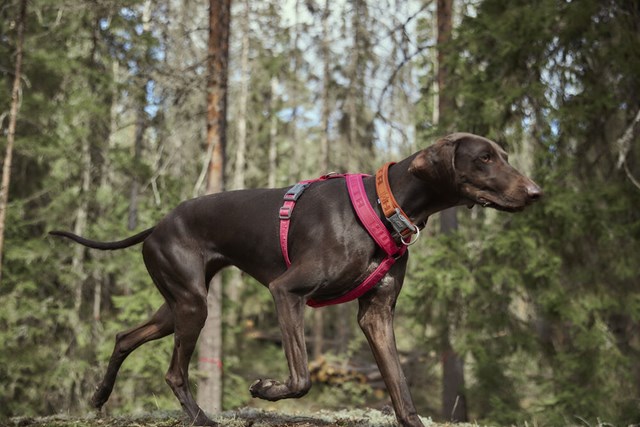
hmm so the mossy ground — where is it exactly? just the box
[5,408,476,427]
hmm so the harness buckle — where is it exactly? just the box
[279,206,292,219]
[283,182,311,202]
[387,208,417,236]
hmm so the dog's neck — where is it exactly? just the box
[383,154,462,229]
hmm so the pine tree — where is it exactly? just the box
[197,0,231,415]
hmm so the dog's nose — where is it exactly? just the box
[526,182,543,201]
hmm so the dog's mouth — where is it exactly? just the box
[475,196,525,212]
[477,197,524,212]
[461,183,534,213]
[463,189,526,212]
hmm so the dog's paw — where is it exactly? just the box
[249,378,275,398]
[249,378,288,401]
[398,413,426,427]
[249,377,311,401]
[90,387,108,410]
[192,412,219,426]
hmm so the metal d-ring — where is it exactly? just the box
[400,226,420,246]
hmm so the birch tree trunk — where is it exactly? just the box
[0,0,27,284]
[198,0,231,415]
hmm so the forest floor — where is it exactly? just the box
[5,408,475,427]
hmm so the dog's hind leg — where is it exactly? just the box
[141,248,219,425]
[91,303,174,410]
[139,232,229,426]
[249,269,312,401]
[163,284,216,426]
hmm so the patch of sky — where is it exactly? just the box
[277,106,322,129]
[542,37,583,110]
[145,80,160,118]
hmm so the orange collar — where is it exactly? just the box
[375,162,420,244]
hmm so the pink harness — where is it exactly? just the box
[278,173,407,308]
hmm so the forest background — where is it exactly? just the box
[1,0,639,425]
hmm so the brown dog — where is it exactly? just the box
[51,133,541,426]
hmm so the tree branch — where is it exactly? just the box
[616,108,640,191]
[375,43,435,116]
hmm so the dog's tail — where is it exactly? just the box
[49,227,155,250]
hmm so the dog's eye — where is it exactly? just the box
[479,153,491,163]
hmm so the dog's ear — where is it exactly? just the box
[408,136,459,185]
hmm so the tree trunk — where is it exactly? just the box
[345,0,370,171]
[226,0,251,353]
[268,76,278,188]
[198,0,231,415]
[320,0,331,173]
[233,0,250,191]
[0,0,27,285]
[128,1,152,230]
[436,0,467,421]
[436,0,454,127]
[346,49,359,172]
[92,59,120,325]
[288,0,302,182]
[310,0,333,361]
[204,0,230,196]
[72,130,91,315]
[441,329,467,421]
[128,99,146,230]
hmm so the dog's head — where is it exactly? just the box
[409,132,542,212]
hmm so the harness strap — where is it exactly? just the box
[279,174,345,268]
[306,175,407,308]
[279,199,295,267]
[306,256,401,308]
[344,174,402,257]
[375,162,418,238]
[279,182,313,267]
[278,173,406,308]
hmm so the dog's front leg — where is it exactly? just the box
[358,271,425,427]
[250,272,311,400]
